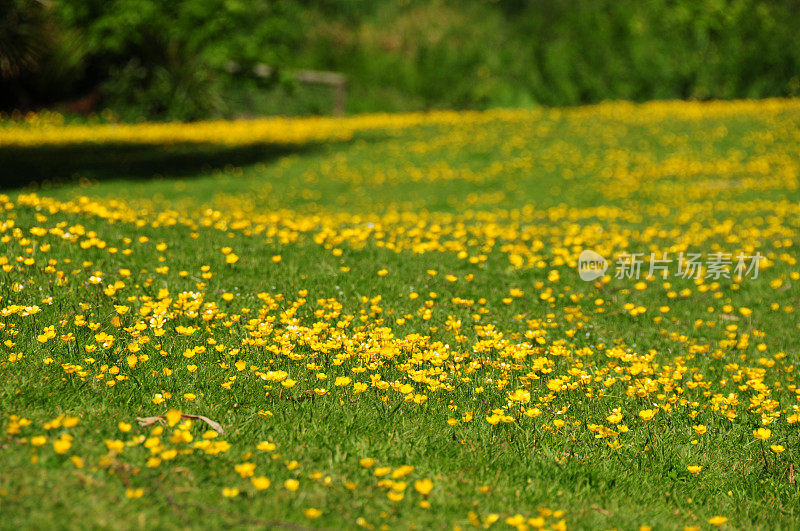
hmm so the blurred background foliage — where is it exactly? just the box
[2,0,799,121]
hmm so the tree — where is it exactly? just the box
[0,0,54,79]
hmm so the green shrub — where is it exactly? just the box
[3,0,799,120]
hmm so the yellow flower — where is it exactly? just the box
[392,465,414,478]
[753,428,771,440]
[235,462,256,478]
[638,409,656,421]
[303,508,322,519]
[53,438,71,454]
[165,409,182,427]
[125,488,144,499]
[161,449,178,460]
[225,253,239,264]
[770,444,785,454]
[387,491,404,501]
[359,458,375,468]
[284,479,300,492]
[222,487,239,498]
[414,478,434,495]
[686,465,702,474]
[708,516,728,526]
[251,476,271,490]
[105,439,125,452]
[373,466,391,477]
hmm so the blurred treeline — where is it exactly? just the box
[2,0,799,120]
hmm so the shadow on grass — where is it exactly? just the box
[0,141,319,191]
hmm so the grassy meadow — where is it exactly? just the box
[2,100,800,529]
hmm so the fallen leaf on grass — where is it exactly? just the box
[136,414,224,434]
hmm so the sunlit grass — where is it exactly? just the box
[2,100,800,529]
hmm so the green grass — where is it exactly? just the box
[2,101,800,530]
